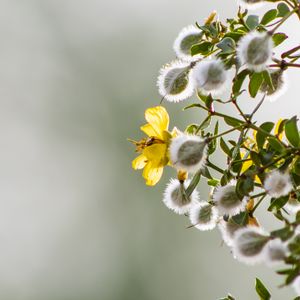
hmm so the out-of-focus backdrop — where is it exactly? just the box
[0,0,299,299]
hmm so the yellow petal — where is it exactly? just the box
[142,161,163,186]
[144,106,169,139]
[143,144,167,164]
[254,175,262,185]
[241,159,253,174]
[275,118,284,141]
[132,154,147,170]
[140,123,157,137]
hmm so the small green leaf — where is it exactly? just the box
[255,278,271,300]
[271,226,294,241]
[261,9,278,25]
[268,196,289,211]
[277,3,290,17]
[191,41,213,56]
[246,15,259,30]
[186,171,201,197]
[250,151,261,166]
[232,69,250,95]
[224,116,243,127]
[220,137,232,157]
[256,122,275,149]
[207,178,219,187]
[185,124,199,134]
[231,211,249,226]
[272,32,288,47]
[217,37,236,54]
[261,70,274,91]
[249,72,264,98]
[285,116,300,147]
[267,136,285,152]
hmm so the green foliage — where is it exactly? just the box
[137,2,300,299]
[255,278,271,300]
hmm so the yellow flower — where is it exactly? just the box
[131,106,173,186]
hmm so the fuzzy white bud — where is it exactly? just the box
[232,227,270,265]
[169,134,207,173]
[189,202,218,231]
[293,276,300,296]
[192,59,229,95]
[237,31,273,72]
[238,0,266,9]
[218,219,244,247]
[259,69,287,102]
[157,60,195,103]
[213,182,247,216]
[163,178,199,215]
[263,238,288,266]
[173,25,203,62]
[264,170,293,198]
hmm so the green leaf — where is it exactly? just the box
[256,122,275,149]
[236,176,254,197]
[186,171,201,197]
[271,226,294,241]
[285,116,300,147]
[224,116,243,127]
[231,211,249,226]
[191,41,213,56]
[267,136,285,152]
[261,70,274,91]
[217,37,236,54]
[277,2,290,17]
[268,196,289,211]
[272,32,288,47]
[249,72,264,98]
[261,9,278,25]
[220,137,232,157]
[250,151,261,166]
[185,124,199,134]
[207,178,219,187]
[246,15,259,30]
[255,278,271,300]
[232,69,250,95]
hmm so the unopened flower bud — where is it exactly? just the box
[293,276,300,296]
[263,238,288,266]
[170,134,207,173]
[237,31,273,72]
[218,219,243,247]
[264,170,293,198]
[173,25,203,62]
[238,0,266,9]
[189,202,218,231]
[213,182,247,216]
[157,60,195,102]
[193,59,229,95]
[232,227,270,265]
[259,69,287,102]
[163,178,199,215]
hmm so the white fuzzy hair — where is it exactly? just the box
[163,178,199,215]
[213,181,247,216]
[263,170,293,198]
[189,202,219,231]
[157,60,195,103]
[237,31,273,72]
[169,134,207,173]
[173,25,202,62]
[192,59,230,96]
[232,226,269,265]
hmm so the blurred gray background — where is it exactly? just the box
[0,0,299,299]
